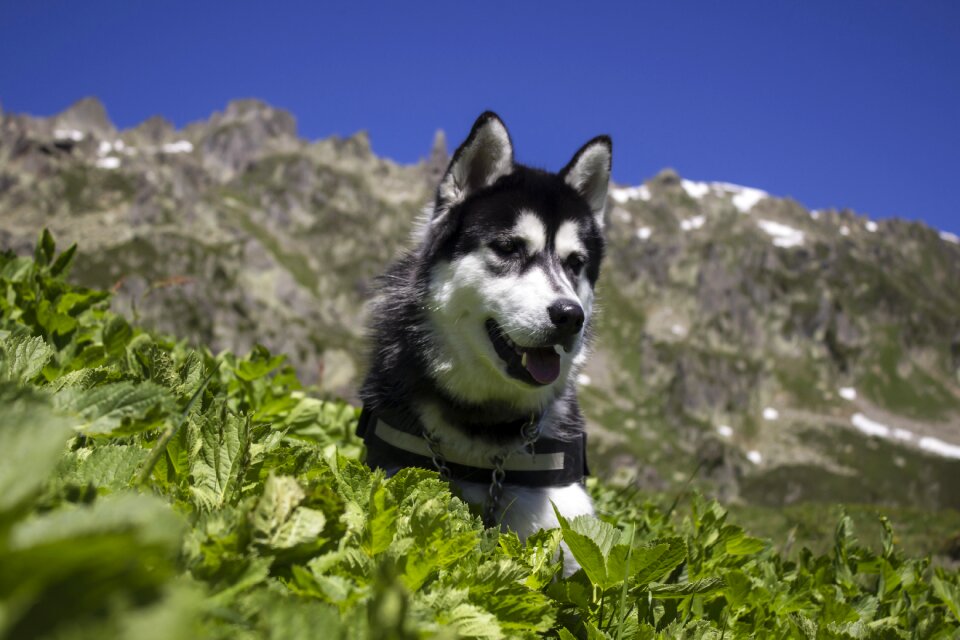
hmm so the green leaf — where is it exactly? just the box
[251,474,327,550]
[60,445,149,493]
[562,524,608,586]
[363,480,398,556]
[102,315,133,356]
[0,335,54,383]
[722,569,753,609]
[554,506,622,588]
[1,494,186,639]
[36,299,77,336]
[234,345,286,381]
[583,620,613,639]
[932,573,960,623]
[61,380,174,435]
[646,577,726,598]
[188,408,249,510]
[725,532,767,556]
[521,528,563,590]
[35,228,56,267]
[235,589,343,640]
[48,243,77,278]
[0,384,73,515]
[632,538,687,586]
[8,493,182,550]
[440,602,503,640]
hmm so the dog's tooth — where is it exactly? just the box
[521,352,528,367]
[554,344,564,356]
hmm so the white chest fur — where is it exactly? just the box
[457,480,593,576]
[456,481,594,538]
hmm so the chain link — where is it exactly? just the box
[519,412,541,455]
[483,455,507,526]
[421,428,451,482]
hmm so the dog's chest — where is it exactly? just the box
[455,480,594,540]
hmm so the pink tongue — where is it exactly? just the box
[523,347,560,384]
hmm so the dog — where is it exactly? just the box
[357,112,610,572]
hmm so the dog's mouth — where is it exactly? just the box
[485,318,564,386]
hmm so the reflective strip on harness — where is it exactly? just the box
[372,418,566,472]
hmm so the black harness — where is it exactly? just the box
[357,405,589,487]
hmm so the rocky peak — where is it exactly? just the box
[220,99,297,138]
[651,167,681,188]
[55,97,115,138]
[199,99,300,181]
[128,115,176,145]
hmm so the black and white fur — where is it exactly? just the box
[361,112,611,559]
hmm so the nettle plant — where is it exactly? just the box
[0,231,958,639]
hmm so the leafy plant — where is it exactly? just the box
[1,231,958,639]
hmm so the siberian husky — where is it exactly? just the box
[358,112,610,571]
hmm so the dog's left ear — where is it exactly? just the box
[561,136,612,228]
[434,112,514,222]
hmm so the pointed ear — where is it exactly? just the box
[561,136,612,228]
[434,111,513,220]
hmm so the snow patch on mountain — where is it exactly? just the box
[849,414,960,459]
[610,184,650,203]
[98,139,127,156]
[757,220,805,248]
[726,186,768,212]
[681,180,710,199]
[54,128,84,142]
[892,428,914,442]
[614,179,767,212]
[851,413,889,437]
[162,140,194,154]
[919,436,960,459]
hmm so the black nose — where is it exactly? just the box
[547,299,584,337]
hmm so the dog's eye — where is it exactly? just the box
[490,238,523,258]
[565,253,586,275]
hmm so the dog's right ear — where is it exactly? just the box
[432,112,514,223]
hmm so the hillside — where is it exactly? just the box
[1,233,958,638]
[1,97,959,516]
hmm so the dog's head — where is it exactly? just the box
[419,112,610,411]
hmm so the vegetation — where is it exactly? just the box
[1,232,959,638]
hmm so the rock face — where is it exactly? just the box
[0,97,429,397]
[2,98,959,509]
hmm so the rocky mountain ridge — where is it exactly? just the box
[2,98,958,511]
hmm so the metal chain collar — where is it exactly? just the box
[421,428,451,482]
[422,413,542,528]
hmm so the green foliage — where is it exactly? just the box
[1,232,959,638]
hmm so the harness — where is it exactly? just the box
[357,405,589,526]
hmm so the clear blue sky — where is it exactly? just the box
[2,0,958,232]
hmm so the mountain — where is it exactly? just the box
[2,97,959,517]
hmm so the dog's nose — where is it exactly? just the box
[547,299,584,337]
